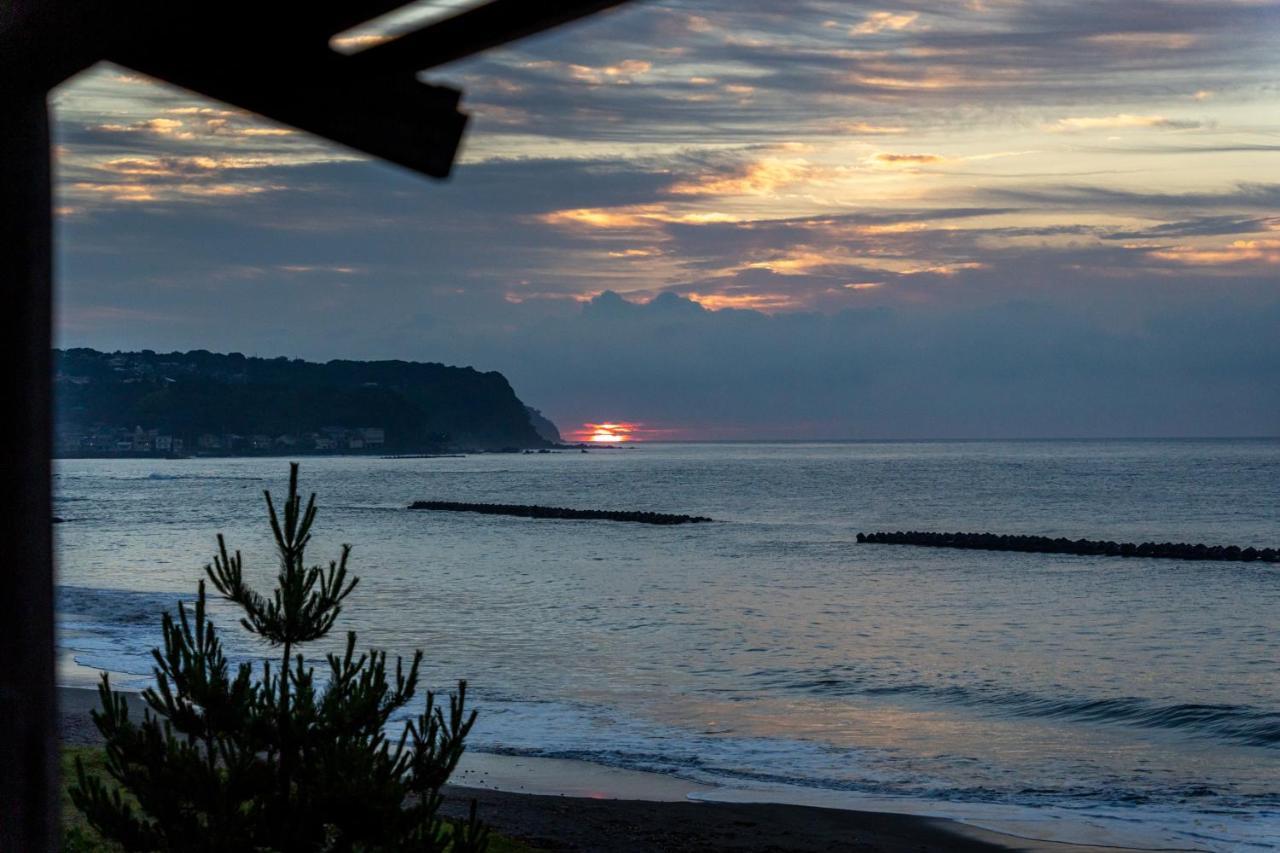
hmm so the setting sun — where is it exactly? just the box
[575,422,636,443]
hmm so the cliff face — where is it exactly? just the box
[524,406,563,444]
[55,349,551,451]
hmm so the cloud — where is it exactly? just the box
[668,156,812,196]
[871,152,945,167]
[92,111,296,141]
[825,120,911,135]
[428,0,1279,147]
[984,183,1280,213]
[539,206,660,230]
[46,2,1280,438]
[463,290,1280,439]
[1148,238,1280,267]
[70,182,159,203]
[850,11,921,36]
[95,117,194,139]
[96,154,288,177]
[1046,114,1201,132]
[1108,215,1279,239]
[1082,31,1199,51]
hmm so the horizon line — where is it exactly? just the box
[602,435,1280,444]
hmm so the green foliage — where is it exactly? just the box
[61,747,125,853]
[71,464,490,852]
[61,747,537,853]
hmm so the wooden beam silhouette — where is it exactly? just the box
[0,1,635,848]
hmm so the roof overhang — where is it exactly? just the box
[2,0,634,177]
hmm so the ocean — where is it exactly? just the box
[54,440,1280,850]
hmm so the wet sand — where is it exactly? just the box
[59,687,1180,853]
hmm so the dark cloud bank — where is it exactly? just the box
[424,291,1280,440]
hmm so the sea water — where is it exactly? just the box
[54,441,1280,850]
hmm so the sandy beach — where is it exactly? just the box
[59,687,1179,853]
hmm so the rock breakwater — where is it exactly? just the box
[409,501,712,525]
[857,530,1278,563]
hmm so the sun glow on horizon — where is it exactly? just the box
[573,422,637,443]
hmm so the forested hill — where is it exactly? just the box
[55,349,554,453]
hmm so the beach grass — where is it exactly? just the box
[61,746,119,852]
[59,746,540,852]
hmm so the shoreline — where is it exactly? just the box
[58,686,1182,853]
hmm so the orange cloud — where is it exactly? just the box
[686,291,805,311]
[872,152,943,165]
[70,180,275,203]
[745,250,840,274]
[163,184,274,198]
[669,157,810,197]
[1150,239,1280,266]
[868,152,948,172]
[901,261,988,276]
[96,154,286,177]
[848,72,963,91]
[527,59,652,85]
[98,157,187,177]
[233,127,294,138]
[539,205,739,231]
[166,106,234,117]
[95,112,295,140]
[830,120,910,135]
[574,61,646,83]
[97,117,194,139]
[850,11,920,35]
[540,207,655,229]
[72,182,157,202]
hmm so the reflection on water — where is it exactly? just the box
[54,440,1280,850]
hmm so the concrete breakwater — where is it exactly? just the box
[409,500,713,525]
[857,530,1279,563]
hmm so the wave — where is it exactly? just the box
[59,472,265,482]
[57,585,259,685]
[142,473,264,482]
[59,584,1280,750]
[779,672,1280,748]
[59,584,183,625]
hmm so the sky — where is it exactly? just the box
[51,0,1280,440]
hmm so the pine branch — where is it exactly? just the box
[73,463,489,852]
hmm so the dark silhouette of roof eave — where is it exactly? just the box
[2,0,636,179]
[348,0,635,72]
[107,42,470,178]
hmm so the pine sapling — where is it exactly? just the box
[72,463,488,853]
